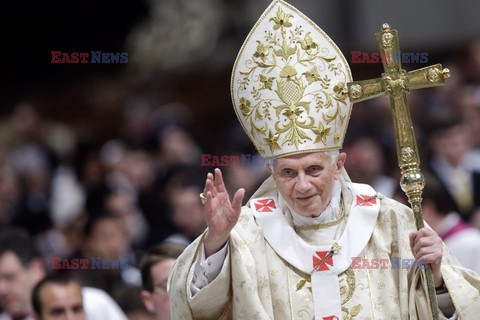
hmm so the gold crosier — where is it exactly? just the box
[347,24,450,320]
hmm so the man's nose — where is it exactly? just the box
[294,173,310,192]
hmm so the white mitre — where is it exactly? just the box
[231,0,353,159]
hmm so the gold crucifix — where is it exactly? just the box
[346,23,450,320]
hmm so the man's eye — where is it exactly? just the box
[50,308,64,316]
[281,169,295,178]
[73,305,84,313]
[307,166,322,175]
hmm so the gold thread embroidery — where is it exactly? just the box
[231,0,353,158]
[365,255,377,320]
[286,262,296,320]
[339,268,364,319]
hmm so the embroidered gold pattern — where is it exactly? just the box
[294,267,362,318]
[232,1,352,158]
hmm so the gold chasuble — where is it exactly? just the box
[169,1,480,319]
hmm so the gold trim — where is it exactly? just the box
[294,197,345,231]
[286,262,295,319]
[442,276,462,320]
[230,0,353,158]
[365,252,376,320]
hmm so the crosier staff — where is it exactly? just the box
[347,23,450,320]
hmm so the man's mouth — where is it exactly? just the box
[295,194,316,201]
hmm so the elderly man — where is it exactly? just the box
[169,1,480,319]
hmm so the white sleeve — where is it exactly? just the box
[437,290,457,319]
[82,287,128,320]
[189,242,228,297]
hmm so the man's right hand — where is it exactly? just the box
[203,168,245,257]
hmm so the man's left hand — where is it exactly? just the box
[409,228,444,287]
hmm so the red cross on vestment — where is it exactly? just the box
[322,316,339,320]
[356,194,377,206]
[254,198,276,212]
[312,251,334,271]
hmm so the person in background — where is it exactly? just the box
[0,228,128,320]
[80,212,141,291]
[344,137,397,198]
[422,175,480,275]
[428,115,480,220]
[0,229,45,320]
[163,166,208,246]
[140,242,185,320]
[32,272,85,320]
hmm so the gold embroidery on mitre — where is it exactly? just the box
[232,0,352,158]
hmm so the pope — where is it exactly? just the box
[168,1,480,319]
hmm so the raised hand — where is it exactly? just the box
[409,228,444,287]
[203,168,245,257]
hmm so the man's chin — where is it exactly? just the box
[293,201,324,217]
[295,206,321,218]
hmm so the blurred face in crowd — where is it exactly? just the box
[0,252,44,316]
[170,187,207,239]
[86,216,129,260]
[345,138,384,183]
[35,282,85,320]
[141,258,176,320]
[117,150,154,191]
[160,127,199,165]
[270,151,346,217]
[432,123,471,167]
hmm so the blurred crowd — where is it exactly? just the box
[0,40,479,319]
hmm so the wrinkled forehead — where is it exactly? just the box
[274,151,332,169]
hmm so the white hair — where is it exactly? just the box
[325,150,340,163]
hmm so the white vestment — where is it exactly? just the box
[169,175,480,319]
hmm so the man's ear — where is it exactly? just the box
[30,257,46,284]
[141,290,155,313]
[335,152,347,178]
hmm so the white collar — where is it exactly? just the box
[283,180,342,227]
